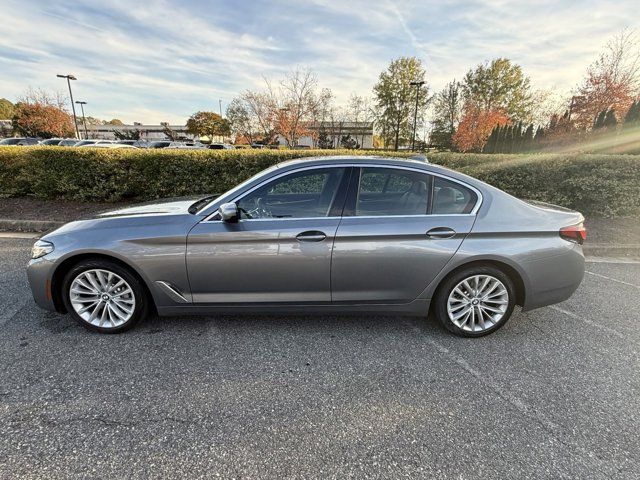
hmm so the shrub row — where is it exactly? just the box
[429,153,640,217]
[1,147,639,217]
[0,148,410,202]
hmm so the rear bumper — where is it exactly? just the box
[521,244,585,311]
[27,257,58,312]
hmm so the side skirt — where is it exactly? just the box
[156,299,431,317]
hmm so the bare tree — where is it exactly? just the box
[239,89,277,144]
[573,28,640,128]
[18,87,68,110]
[226,98,256,145]
[276,67,322,147]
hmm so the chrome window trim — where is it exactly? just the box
[202,162,483,222]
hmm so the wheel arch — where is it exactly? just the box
[51,252,156,314]
[430,258,527,312]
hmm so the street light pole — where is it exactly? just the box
[409,80,425,151]
[57,74,80,139]
[75,101,88,139]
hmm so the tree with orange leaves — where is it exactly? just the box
[572,29,640,129]
[12,89,74,139]
[452,104,510,152]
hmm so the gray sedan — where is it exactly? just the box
[27,156,585,337]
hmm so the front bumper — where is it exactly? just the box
[27,257,58,312]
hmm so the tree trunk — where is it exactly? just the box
[394,114,401,150]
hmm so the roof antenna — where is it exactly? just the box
[410,154,429,163]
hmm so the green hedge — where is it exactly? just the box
[427,153,640,217]
[1,147,639,217]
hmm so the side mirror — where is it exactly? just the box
[218,202,239,223]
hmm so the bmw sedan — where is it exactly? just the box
[27,156,586,337]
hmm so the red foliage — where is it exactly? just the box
[13,103,74,138]
[452,105,510,152]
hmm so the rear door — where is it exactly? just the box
[331,167,479,303]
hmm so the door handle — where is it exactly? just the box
[296,230,327,242]
[426,227,457,239]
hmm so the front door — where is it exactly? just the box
[331,167,478,303]
[187,166,350,304]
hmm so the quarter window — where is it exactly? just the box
[355,168,430,216]
[237,168,347,219]
[432,177,477,214]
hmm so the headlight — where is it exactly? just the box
[31,240,54,259]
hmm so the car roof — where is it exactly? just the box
[276,155,428,168]
[274,155,489,192]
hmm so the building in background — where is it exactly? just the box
[81,122,197,141]
[276,121,374,149]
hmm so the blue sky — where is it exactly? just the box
[1,0,637,123]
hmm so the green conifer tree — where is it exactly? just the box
[603,109,618,131]
[593,109,607,130]
[483,125,498,153]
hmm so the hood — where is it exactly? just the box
[86,196,212,220]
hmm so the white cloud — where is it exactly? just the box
[0,0,637,123]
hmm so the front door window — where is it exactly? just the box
[237,167,347,219]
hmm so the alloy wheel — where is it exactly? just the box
[446,274,509,333]
[69,269,136,329]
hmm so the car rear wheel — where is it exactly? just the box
[434,266,516,337]
[62,260,149,333]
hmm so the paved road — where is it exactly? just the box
[1,236,639,479]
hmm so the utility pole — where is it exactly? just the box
[75,101,88,139]
[410,80,425,151]
[57,74,80,139]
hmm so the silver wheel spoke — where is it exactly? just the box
[484,298,508,305]
[69,269,136,329]
[447,274,509,332]
[451,305,471,320]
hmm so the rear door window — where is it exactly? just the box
[355,168,431,216]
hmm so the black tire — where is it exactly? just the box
[434,265,516,337]
[62,259,150,333]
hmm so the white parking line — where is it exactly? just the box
[549,305,626,341]
[0,232,39,239]
[425,336,561,431]
[586,257,640,265]
[584,270,640,289]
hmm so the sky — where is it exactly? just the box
[0,0,638,124]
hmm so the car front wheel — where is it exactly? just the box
[434,266,516,337]
[62,260,149,333]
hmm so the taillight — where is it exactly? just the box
[560,223,586,245]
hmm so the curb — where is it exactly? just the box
[0,218,65,233]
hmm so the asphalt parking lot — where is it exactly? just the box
[1,236,639,479]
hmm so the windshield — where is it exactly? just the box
[0,138,22,145]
